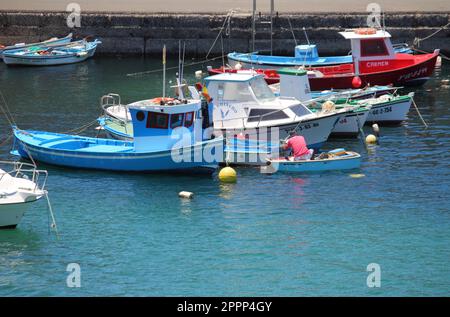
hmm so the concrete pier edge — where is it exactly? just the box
[0,11,449,56]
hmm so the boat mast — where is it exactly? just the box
[162,45,166,101]
[252,0,256,53]
[270,0,274,55]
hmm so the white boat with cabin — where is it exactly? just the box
[0,161,47,229]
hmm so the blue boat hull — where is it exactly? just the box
[264,151,361,173]
[13,129,221,172]
[228,52,351,69]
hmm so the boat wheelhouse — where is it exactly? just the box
[203,72,347,148]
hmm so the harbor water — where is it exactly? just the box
[0,57,449,296]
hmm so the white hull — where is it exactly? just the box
[219,112,341,148]
[220,113,342,165]
[365,96,412,124]
[1,163,47,229]
[0,202,29,229]
[3,47,97,66]
[331,110,369,137]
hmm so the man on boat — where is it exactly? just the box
[282,131,314,161]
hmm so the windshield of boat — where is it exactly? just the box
[249,76,276,102]
[216,82,254,102]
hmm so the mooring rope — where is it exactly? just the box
[206,10,235,60]
[0,133,13,147]
[411,97,429,128]
[59,117,100,135]
[411,47,450,61]
[413,22,450,48]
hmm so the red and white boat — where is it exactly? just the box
[209,29,439,90]
[307,29,439,90]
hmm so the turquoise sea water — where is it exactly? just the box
[0,57,449,296]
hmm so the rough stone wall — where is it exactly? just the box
[0,11,448,56]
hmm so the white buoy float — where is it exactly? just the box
[195,70,203,79]
[179,191,194,199]
[372,123,380,137]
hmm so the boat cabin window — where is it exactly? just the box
[249,77,276,102]
[146,112,169,129]
[184,112,194,127]
[247,109,289,122]
[360,39,388,57]
[290,104,313,117]
[218,82,253,102]
[170,113,184,129]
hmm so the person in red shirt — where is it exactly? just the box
[282,131,314,161]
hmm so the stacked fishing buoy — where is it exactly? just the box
[218,166,237,183]
[365,123,380,145]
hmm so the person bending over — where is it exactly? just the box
[282,131,314,161]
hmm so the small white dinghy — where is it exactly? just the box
[0,161,48,229]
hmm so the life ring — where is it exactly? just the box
[354,28,377,35]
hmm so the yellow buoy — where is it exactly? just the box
[365,134,377,144]
[218,166,237,183]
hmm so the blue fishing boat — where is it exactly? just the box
[0,33,72,59]
[3,39,101,66]
[12,99,222,173]
[263,149,361,173]
[228,42,413,69]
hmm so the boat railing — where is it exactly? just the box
[0,160,48,193]
[100,93,129,134]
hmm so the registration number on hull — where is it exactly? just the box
[371,106,392,115]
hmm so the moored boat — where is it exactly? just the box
[227,40,413,69]
[222,29,439,90]
[204,73,349,148]
[0,161,47,229]
[12,98,222,173]
[271,67,371,138]
[0,33,73,59]
[263,149,361,173]
[3,39,101,66]
[307,29,439,90]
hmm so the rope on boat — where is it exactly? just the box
[0,90,17,128]
[1,90,59,237]
[413,22,450,49]
[127,11,235,78]
[286,16,298,46]
[206,10,235,60]
[126,54,227,77]
[411,47,450,62]
[0,133,13,147]
[411,97,429,128]
[45,192,59,239]
[59,118,100,135]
